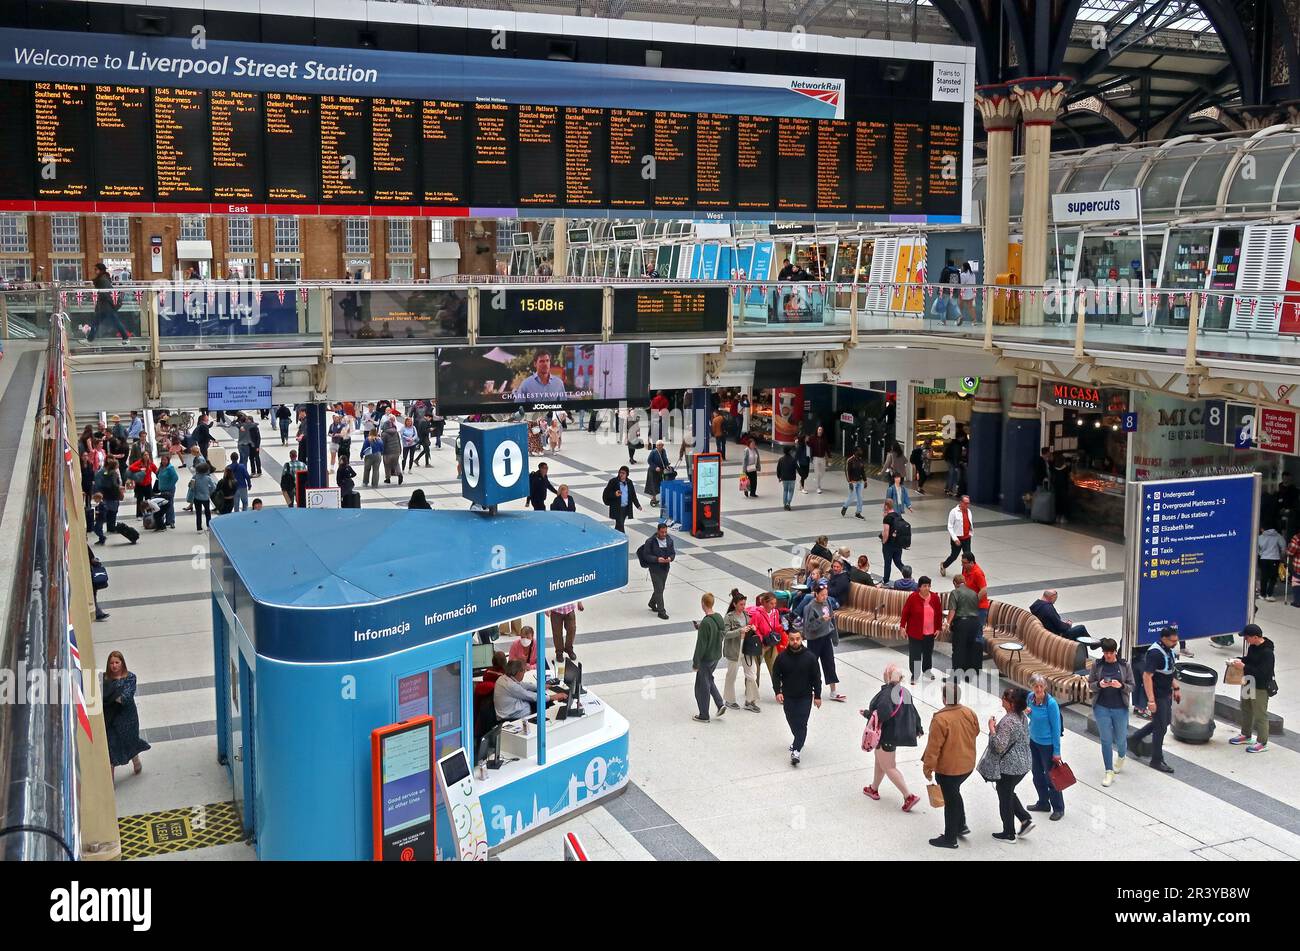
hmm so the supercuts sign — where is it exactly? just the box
[1046,382,1102,411]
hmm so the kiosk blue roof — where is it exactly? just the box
[209,509,629,662]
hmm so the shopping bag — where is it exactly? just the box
[1030,486,1055,524]
[1048,760,1077,792]
[1224,663,1244,686]
[926,783,944,808]
[739,474,750,494]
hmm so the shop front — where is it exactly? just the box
[911,381,973,480]
[1040,382,1130,535]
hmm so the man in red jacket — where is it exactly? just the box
[900,576,944,685]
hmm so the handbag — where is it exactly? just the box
[861,710,882,752]
[91,563,109,590]
[662,466,678,482]
[977,726,1019,783]
[1048,760,1077,792]
[926,783,945,808]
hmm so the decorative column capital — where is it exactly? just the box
[974,83,1020,133]
[1010,76,1073,127]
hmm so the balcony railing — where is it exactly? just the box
[3,278,1299,368]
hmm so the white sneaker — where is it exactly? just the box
[800,489,808,494]
[817,489,823,494]
[1102,770,1114,787]
[1114,756,1124,773]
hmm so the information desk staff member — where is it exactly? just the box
[493,659,566,722]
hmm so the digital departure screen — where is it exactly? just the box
[563,107,607,207]
[371,97,420,205]
[264,91,317,202]
[479,287,603,338]
[209,89,263,202]
[0,81,33,200]
[611,287,729,336]
[93,86,152,201]
[421,100,467,206]
[153,87,208,201]
[0,56,966,218]
[34,83,92,199]
[319,95,370,203]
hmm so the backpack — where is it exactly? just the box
[892,515,913,549]
[281,467,296,493]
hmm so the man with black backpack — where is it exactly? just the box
[881,498,911,584]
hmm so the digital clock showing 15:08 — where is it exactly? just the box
[518,297,566,312]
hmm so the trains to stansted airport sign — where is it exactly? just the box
[0,24,971,222]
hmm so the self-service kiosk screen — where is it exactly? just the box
[697,458,720,497]
[381,722,434,837]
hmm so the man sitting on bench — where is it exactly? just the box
[1029,590,1089,641]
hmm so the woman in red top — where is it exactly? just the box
[128,451,158,518]
[899,575,944,685]
[748,591,786,694]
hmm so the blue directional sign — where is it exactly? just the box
[1132,474,1258,645]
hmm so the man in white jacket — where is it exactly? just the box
[939,495,974,576]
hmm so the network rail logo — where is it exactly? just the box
[789,79,842,108]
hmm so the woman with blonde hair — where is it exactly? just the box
[861,663,921,811]
[103,650,150,777]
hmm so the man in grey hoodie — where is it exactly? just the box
[802,584,846,703]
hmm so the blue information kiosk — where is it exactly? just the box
[209,423,630,860]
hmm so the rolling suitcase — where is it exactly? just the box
[342,491,362,509]
[1030,485,1056,524]
[114,522,140,543]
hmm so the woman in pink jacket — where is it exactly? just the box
[748,591,786,695]
[507,625,540,671]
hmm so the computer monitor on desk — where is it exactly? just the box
[557,661,584,720]
[471,642,496,675]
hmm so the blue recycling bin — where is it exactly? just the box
[660,479,693,534]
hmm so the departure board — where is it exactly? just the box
[735,115,775,211]
[34,83,92,199]
[264,91,317,202]
[319,95,370,203]
[611,287,729,336]
[470,102,514,207]
[153,87,208,201]
[853,118,890,213]
[815,119,851,213]
[420,100,467,206]
[94,85,152,201]
[371,97,419,204]
[608,108,652,209]
[927,112,963,217]
[2,57,967,218]
[695,113,734,210]
[776,117,814,212]
[517,104,561,207]
[563,107,607,207]
[209,89,263,202]
[652,111,693,209]
[891,119,926,214]
[0,81,33,200]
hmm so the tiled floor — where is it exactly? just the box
[92,420,1300,862]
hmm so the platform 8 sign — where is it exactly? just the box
[1131,474,1258,645]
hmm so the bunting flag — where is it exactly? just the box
[1199,292,1209,312]
[59,291,67,309]
[111,290,120,307]
[75,290,85,306]
[1274,300,1283,319]
[67,623,92,741]
[277,288,287,305]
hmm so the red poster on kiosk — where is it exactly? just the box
[371,715,437,861]
[773,386,804,445]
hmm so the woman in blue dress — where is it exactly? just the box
[103,650,150,776]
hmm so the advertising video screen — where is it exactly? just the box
[436,343,650,413]
[332,287,469,342]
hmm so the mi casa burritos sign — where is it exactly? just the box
[1044,382,1103,411]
